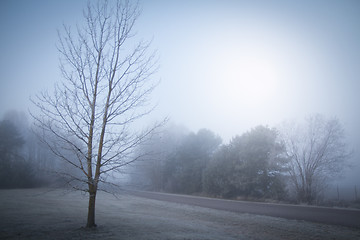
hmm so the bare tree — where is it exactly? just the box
[32,0,161,228]
[280,114,350,204]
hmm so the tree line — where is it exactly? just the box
[0,110,351,205]
[131,115,350,204]
[0,110,350,206]
[0,110,82,189]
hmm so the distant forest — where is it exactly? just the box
[0,111,79,189]
[131,125,288,200]
[0,110,354,205]
[130,116,351,205]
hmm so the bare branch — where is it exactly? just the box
[31,0,162,228]
[280,114,351,204]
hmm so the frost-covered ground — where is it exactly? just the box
[0,189,359,240]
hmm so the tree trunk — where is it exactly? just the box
[86,186,97,228]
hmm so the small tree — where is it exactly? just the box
[32,0,160,228]
[280,114,351,204]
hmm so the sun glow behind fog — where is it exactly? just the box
[139,1,325,135]
[220,54,280,107]
[207,36,284,116]
[182,20,307,139]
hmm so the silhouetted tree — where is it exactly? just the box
[202,145,235,197]
[0,120,36,188]
[32,0,161,228]
[280,114,351,204]
[130,124,189,191]
[163,129,222,194]
[204,126,288,199]
[2,110,58,187]
[133,127,221,194]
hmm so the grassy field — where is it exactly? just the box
[0,188,359,239]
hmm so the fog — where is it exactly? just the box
[0,0,359,192]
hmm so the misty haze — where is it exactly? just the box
[1,0,360,239]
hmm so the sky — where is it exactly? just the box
[0,0,359,185]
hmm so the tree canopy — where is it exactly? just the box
[203,126,288,199]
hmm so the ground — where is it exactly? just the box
[0,188,359,240]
